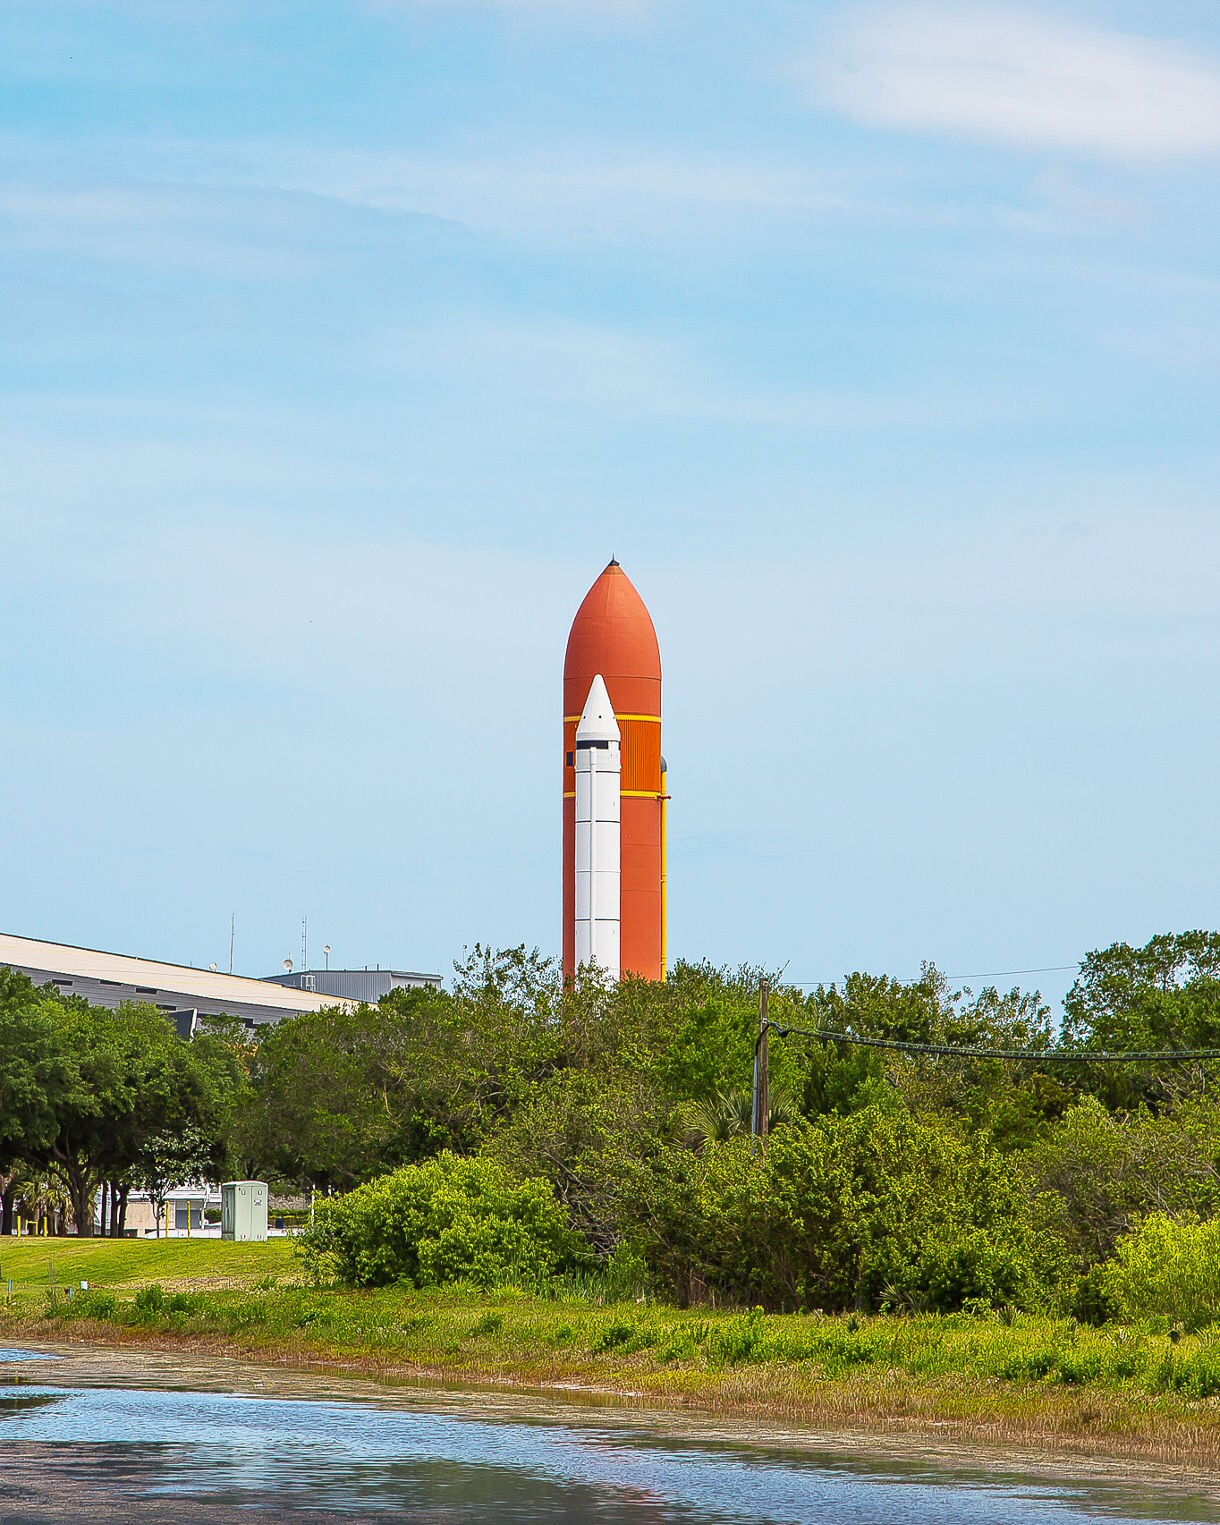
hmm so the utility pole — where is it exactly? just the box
[751,978,770,1150]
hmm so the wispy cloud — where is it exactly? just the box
[0,163,471,277]
[370,311,1010,431]
[0,133,881,260]
[807,4,1220,159]
[0,180,301,275]
[207,141,874,251]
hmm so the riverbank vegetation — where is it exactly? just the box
[5,931,1220,1329]
[26,1275,1220,1404]
[8,1273,1220,1465]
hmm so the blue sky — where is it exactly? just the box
[3,1,1219,1011]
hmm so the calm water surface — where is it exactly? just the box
[0,1348,1216,1523]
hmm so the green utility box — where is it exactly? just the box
[221,1180,268,1242]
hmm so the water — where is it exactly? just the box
[0,1348,1216,1523]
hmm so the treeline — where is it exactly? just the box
[0,970,242,1236]
[4,934,1220,1315]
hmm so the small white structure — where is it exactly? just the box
[221,1181,268,1242]
[573,674,621,978]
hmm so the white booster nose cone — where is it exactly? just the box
[574,675,621,978]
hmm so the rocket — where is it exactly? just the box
[573,675,621,977]
[563,560,666,981]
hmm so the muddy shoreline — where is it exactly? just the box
[5,1335,1220,1506]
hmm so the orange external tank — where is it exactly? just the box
[563,560,665,981]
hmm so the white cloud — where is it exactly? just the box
[808,4,1220,159]
[0,136,892,259]
[0,180,302,275]
[231,142,862,248]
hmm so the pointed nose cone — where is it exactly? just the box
[576,675,621,743]
[564,561,661,717]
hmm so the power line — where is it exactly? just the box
[944,965,1078,981]
[787,964,1078,988]
[768,1021,1220,1065]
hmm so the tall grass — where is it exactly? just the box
[16,1276,1220,1404]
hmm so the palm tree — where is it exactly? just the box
[685,1085,798,1150]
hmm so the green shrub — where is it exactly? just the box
[295,1153,578,1290]
[603,1242,648,1301]
[594,1318,634,1351]
[1070,1266,1120,1327]
[65,1289,119,1321]
[1102,1214,1220,1331]
[593,1317,655,1353]
[656,1328,699,1361]
[1169,1344,1220,1399]
[132,1284,165,1316]
[996,1346,1059,1382]
[707,1307,768,1366]
[230,1297,269,1327]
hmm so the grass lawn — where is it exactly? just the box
[0,1236,298,1295]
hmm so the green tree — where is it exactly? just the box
[39,999,202,1236]
[1024,1096,1220,1264]
[243,950,571,1192]
[1061,931,1220,1108]
[483,1068,676,1254]
[243,992,456,1190]
[188,1015,259,1182]
[132,1124,216,1237]
[444,943,566,1130]
[0,970,68,1233]
[791,968,1066,1147]
[603,961,773,1102]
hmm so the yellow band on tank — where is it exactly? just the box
[564,790,662,798]
[564,713,661,725]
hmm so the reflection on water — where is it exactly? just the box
[0,1353,1217,1523]
[0,1392,65,1416]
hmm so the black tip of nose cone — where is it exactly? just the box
[607,557,620,568]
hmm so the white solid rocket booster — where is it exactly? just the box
[573,673,621,978]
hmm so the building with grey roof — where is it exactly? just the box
[0,932,393,1033]
[262,967,441,1004]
